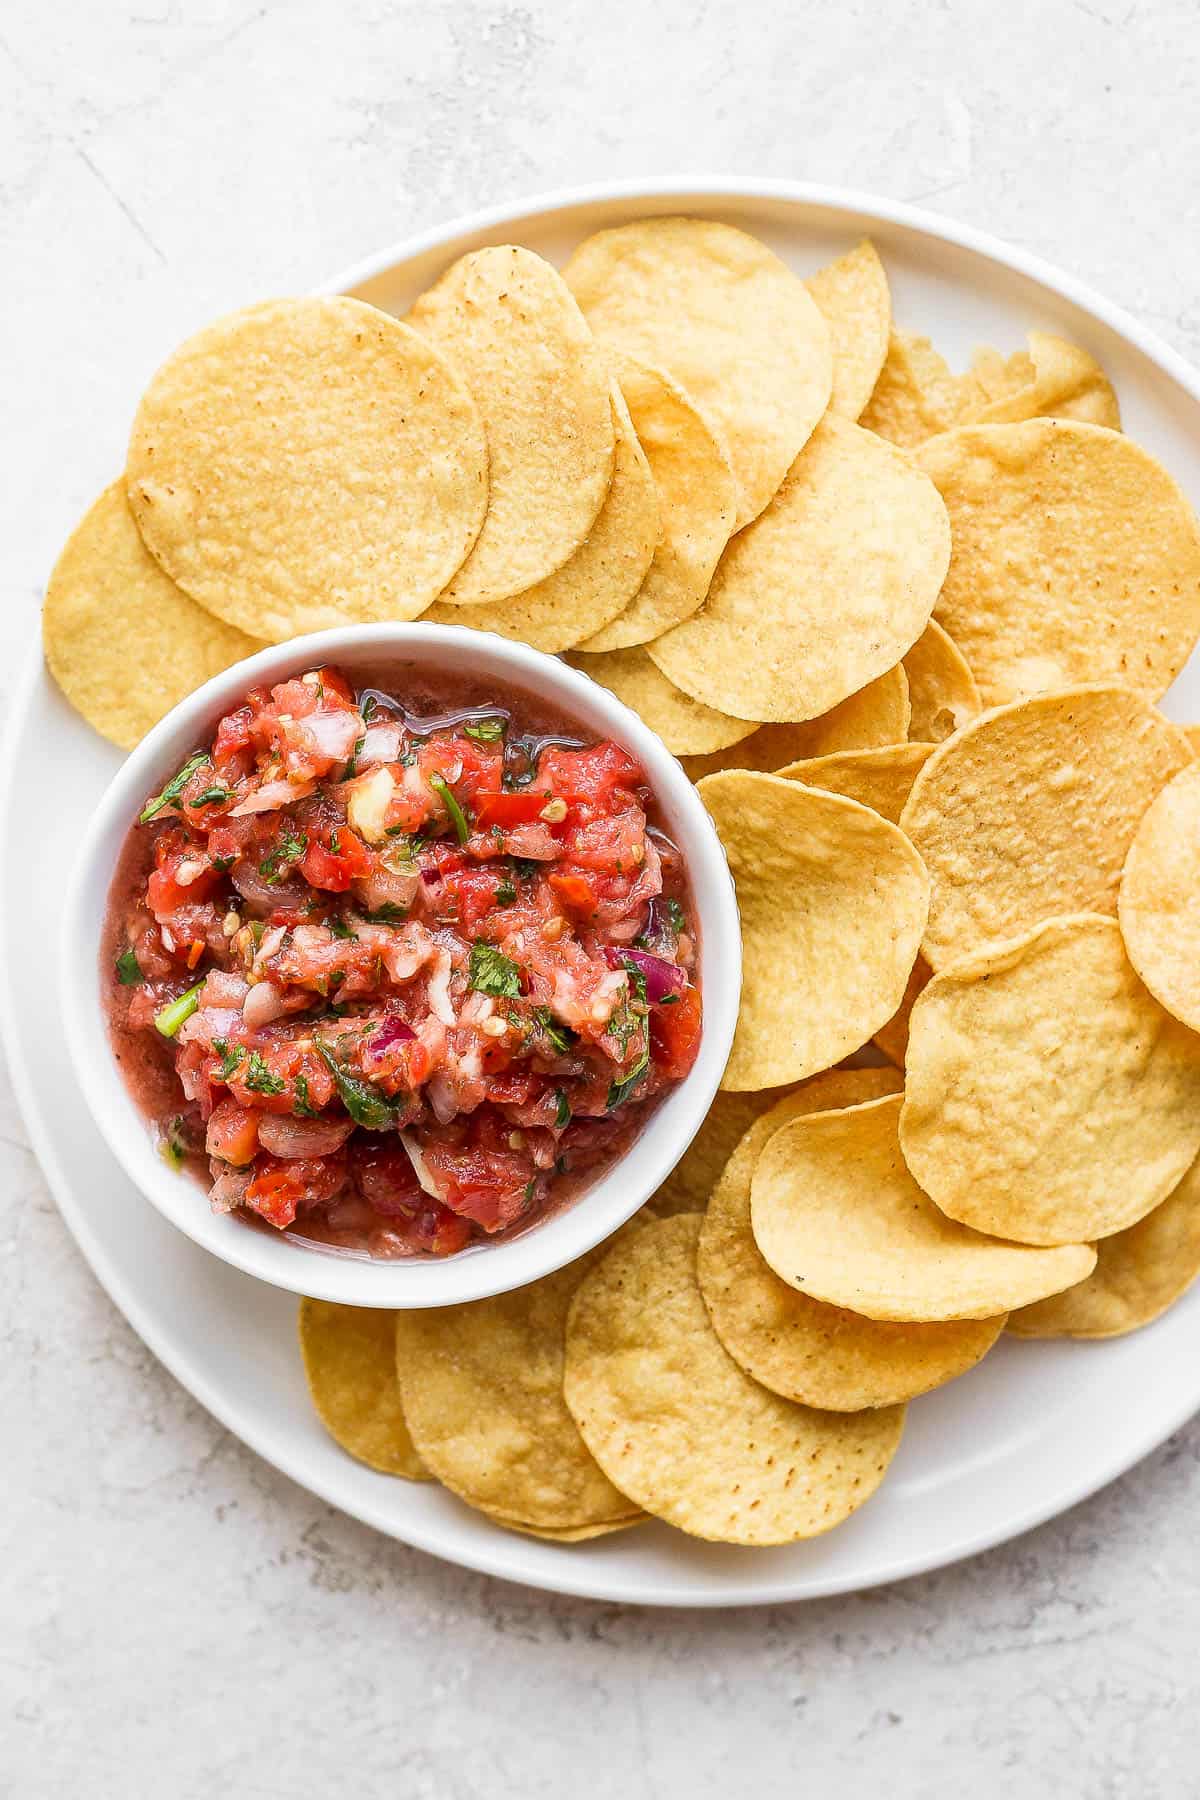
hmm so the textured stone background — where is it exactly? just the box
[5,2,1200,1793]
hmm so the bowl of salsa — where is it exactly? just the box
[62,623,740,1306]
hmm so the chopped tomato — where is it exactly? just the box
[300,825,372,892]
[650,985,703,1081]
[475,790,550,829]
[548,871,599,917]
[205,1099,259,1166]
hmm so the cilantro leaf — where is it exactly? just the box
[469,943,522,999]
[316,1044,398,1129]
[464,716,506,743]
[212,1038,245,1081]
[244,1049,286,1096]
[139,751,210,823]
[115,947,142,986]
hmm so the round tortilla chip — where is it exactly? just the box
[679,664,911,783]
[777,742,934,825]
[581,358,737,649]
[901,685,1192,970]
[698,771,930,1091]
[392,1258,634,1530]
[563,1214,905,1546]
[568,645,755,756]
[1119,758,1200,1031]
[43,481,261,750]
[126,297,487,641]
[649,416,949,724]
[860,329,962,449]
[872,954,931,1068]
[408,246,615,606]
[901,620,981,743]
[1183,723,1200,758]
[752,1095,1095,1322]
[805,238,891,420]
[900,914,1200,1245]
[493,1516,645,1542]
[916,420,1200,706]
[564,217,832,528]
[1009,1155,1200,1339]
[701,1073,1004,1408]
[959,331,1121,431]
[644,1086,798,1218]
[298,1299,428,1480]
[423,387,658,651]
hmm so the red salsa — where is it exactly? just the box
[103,664,702,1258]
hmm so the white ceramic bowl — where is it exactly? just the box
[59,622,740,1308]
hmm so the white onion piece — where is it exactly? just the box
[242,980,287,1028]
[229,778,315,817]
[303,710,360,761]
[400,1132,445,1199]
[359,720,404,765]
[426,951,456,1027]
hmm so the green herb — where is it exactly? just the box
[428,771,471,846]
[464,716,506,743]
[361,695,378,724]
[154,980,205,1039]
[618,960,648,1006]
[666,898,686,934]
[607,1040,650,1111]
[159,1115,190,1168]
[554,1088,571,1128]
[514,858,539,883]
[361,903,408,924]
[212,853,235,873]
[659,993,680,1006]
[495,877,517,906]
[293,1074,318,1118]
[345,734,366,778]
[534,1008,575,1054]
[316,1044,398,1129]
[191,785,232,809]
[524,1177,537,1203]
[469,943,522,999]
[212,1038,245,1081]
[259,830,308,883]
[554,1154,568,1176]
[329,830,341,855]
[327,916,357,940]
[244,1049,286,1096]
[139,751,210,823]
[115,947,142,986]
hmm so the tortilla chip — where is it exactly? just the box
[1119,758,1200,1030]
[43,480,261,750]
[701,1074,1004,1407]
[1183,724,1200,757]
[917,420,1200,706]
[679,664,911,782]
[752,1095,1094,1322]
[1009,1155,1200,1339]
[698,771,929,1090]
[650,416,948,723]
[494,1515,645,1542]
[393,1256,635,1530]
[777,742,934,824]
[860,328,963,448]
[423,386,658,651]
[408,246,615,606]
[643,1086,799,1217]
[581,358,737,649]
[900,914,1200,1244]
[805,239,891,420]
[568,645,756,756]
[901,620,981,742]
[959,331,1121,430]
[127,297,487,641]
[563,1214,904,1545]
[298,1299,428,1480]
[564,217,832,528]
[901,685,1191,970]
[872,954,931,1068]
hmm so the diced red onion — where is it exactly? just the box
[421,866,442,887]
[603,945,686,1004]
[229,778,315,817]
[367,1015,416,1059]
[257,1114,355,1159]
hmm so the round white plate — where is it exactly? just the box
[12,179,1200,1608]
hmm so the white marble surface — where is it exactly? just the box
[5,1,1200,1792]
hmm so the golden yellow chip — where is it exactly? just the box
[917,420,1200,706]
[901,620,981,743]
[679,664,911,782]
[777,742,934,825]
[408,246,615,605]
[753,1095,1095,1321]
[392,1258,635,1530]
[901,914,1200,1244]
[43,481,261,750]
[563,1214,904,1545]
[298,1299,428,1480]
[423,387,658,651]
[860,328,962,448]
[127,297,487,641]
[1009,1156,1200,1339]
[580,358,737,649]
[872,954,931,1067]
[564,217,831,528]
[568,645,756,756]
[959,331,1121,430]
[701,1074,1003,1407]
[495,1516,645,1542]
[1119,758,1200,1030]
[901,686,1191,970]
[698,771,930,1090]
[1183,723,1200,757]
[805,239,891,420]
[649,416,949,723]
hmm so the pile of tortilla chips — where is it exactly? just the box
[45,217,1200,1550]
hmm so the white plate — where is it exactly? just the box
[12,178,1200,1608]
